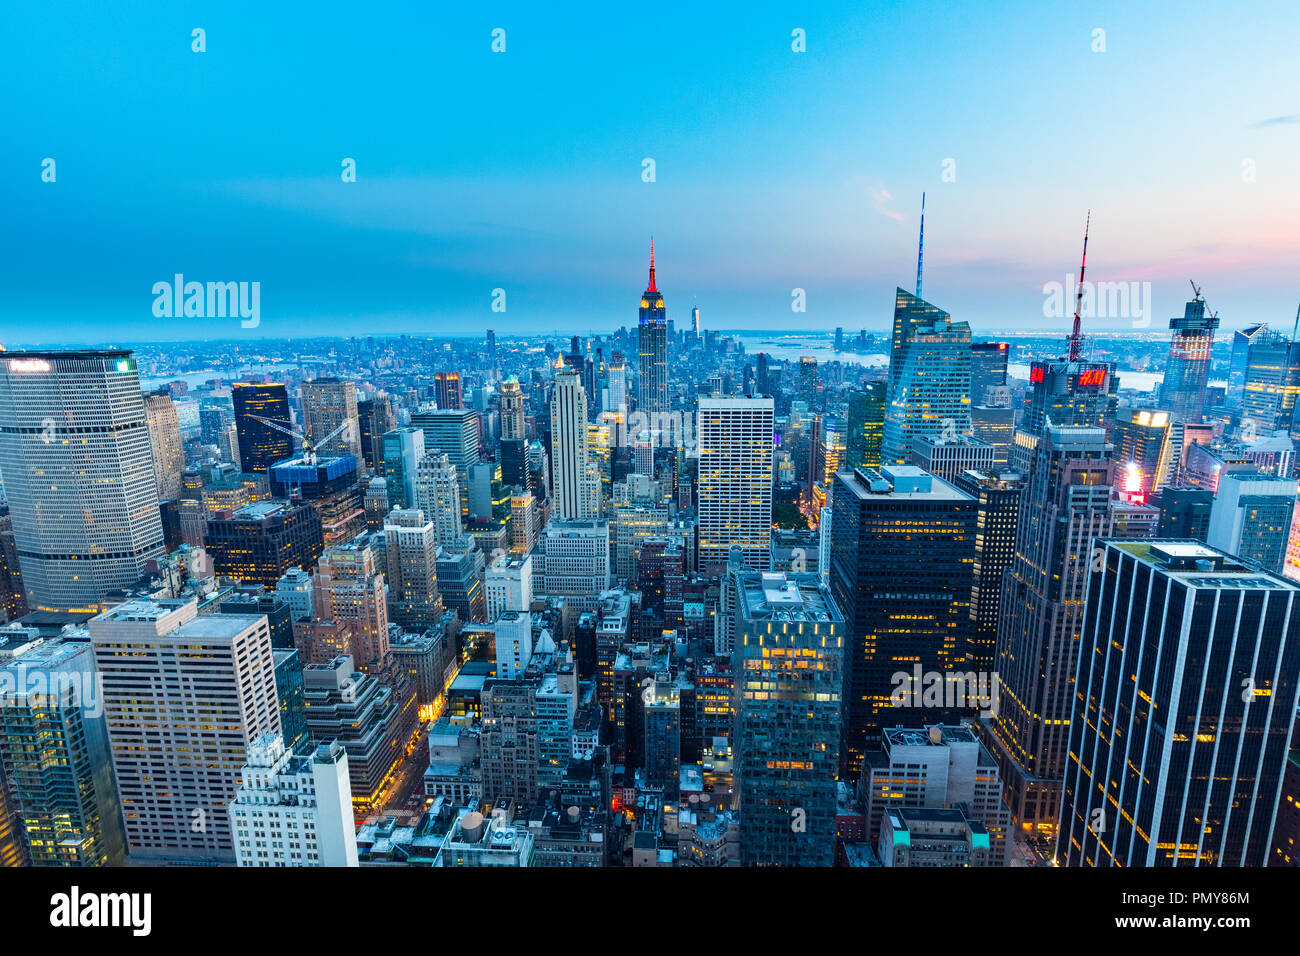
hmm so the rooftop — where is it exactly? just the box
[1109,539,1300,588]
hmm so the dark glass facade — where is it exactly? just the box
[1060,540,1300,866]
[205,501,324,589]
[829,467,977,777]
[232,383,293,474]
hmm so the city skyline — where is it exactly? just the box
[4,2,1300,916]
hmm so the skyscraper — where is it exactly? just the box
[312,541,391,675]
[845,381,886,470]
[436,541,487,624]
[1022,360,1119,439]
[0,638,125,866]
[1241,329,1300,439]
[269,454,364,545]
[1059,541,1300,866]
[953,469,1023,675]
[1207,473,1297,573]
[970,404,1015,468]
[1112,408,1175,501]
[732,570,843,866]
[910,434,996,484]
[415,452,463,548]
[696,397,774,570]
[499,375,526,440]
[798,357,819,401]
[1227,324,1268,407]
[606,353,628,414]
[410,407,481,489]
[301,655,417,811]
[384,508,444,631]
[829,466,977,775]
[534,518,610,614]
[434,371,464,411]
[970,342,1009,405]
[881,289,973,465]
[0,350,165,612]
[357,393,396,471]
[1162,293,1220,423]
[300,377,362,462]
[142,387,185,500]
[233,382,294,474]
[550,367,599,520]
[89,599,282,864]
[205,500,325,589]
[229,735,359,867]
[381,426,425,509]
[0,507,27,623]
[479,679,540,805]
[637,241,668,415]
[643,679,682,798]
[1157,486,1214,541]
[985,424,1114,836]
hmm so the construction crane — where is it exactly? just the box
[1188,280,1219,320]
[247,414,357,467]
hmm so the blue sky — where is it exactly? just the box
[2,0,1298,344]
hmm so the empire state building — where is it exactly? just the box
[637,240,668,415]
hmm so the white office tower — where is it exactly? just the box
[550,367,599,519]
[143,387,185,500]
[415,452,463,548]
[486,552,533,622]
[494,610,533,680]
[696,397,774,569]
[229,733,359,867]
[535,518,610,613]
[0,351,165,611]
[89,599,281,864]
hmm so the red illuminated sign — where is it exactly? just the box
[1077,368,1106,387]
[1030,366,1045,383]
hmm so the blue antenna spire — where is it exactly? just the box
[915,192,926,299]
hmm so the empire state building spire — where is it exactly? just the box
[637,238,668,414]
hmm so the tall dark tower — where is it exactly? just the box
[638,240,668,415]
[233,382,294,475]
[1162,288,1220,423]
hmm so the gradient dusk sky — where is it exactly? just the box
[2,0,1298,345]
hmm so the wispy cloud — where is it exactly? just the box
[1253,114,1300,127]
[869,186,905,222]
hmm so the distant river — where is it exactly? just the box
[139,363,288,390]
[737,336,887,367]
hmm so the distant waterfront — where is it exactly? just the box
[737,336,886,367]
